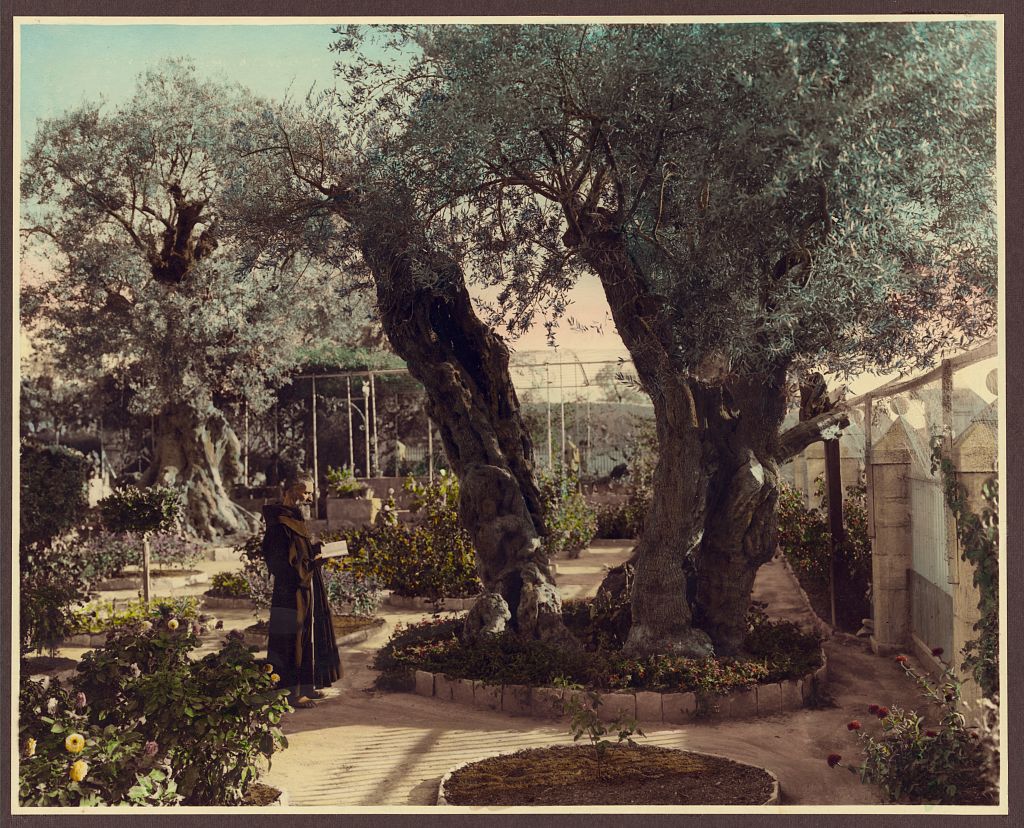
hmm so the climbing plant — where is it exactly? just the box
[930,438,999,699]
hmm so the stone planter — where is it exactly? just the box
[201,594,256,610]
[410,648,828,723]
[96,571,209,591]
[242,617,385,650]
[436,748,781,806]
[325,496,381,530]
[385,594,479,612]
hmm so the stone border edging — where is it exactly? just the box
[412,649,828,723]
[436,747,780,806]
[202,594,256,610]
[241,618,386,649]
[96,571,209,591]
[385,594,479,612]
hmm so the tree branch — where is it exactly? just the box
[775,406,851,463]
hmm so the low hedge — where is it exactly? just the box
[373,603,822,695]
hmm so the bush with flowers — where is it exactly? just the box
[68,596,202,636]
[19,618,290,806]
[207,569,252,599]
[827,653,998,805]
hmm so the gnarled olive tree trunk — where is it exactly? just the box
[693,374,851,654]
[356,217,574,648]
[566,210,713,657]
[141,401,257,540]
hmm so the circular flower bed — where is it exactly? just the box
[243,615,385,648]
[438,745,779,806]
[374,602,823,699]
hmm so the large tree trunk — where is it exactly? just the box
[692,374,787,655]
[566,210,713,656]
[141,402,257,540]
[358,219,574,648]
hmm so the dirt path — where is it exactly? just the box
[260,546,932,807]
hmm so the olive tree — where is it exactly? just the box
[20,60,362,538]
[332,22,997,654]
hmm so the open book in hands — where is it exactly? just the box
[318,540,348,560]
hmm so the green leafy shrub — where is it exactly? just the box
[349,474,480,598]
[776,478,871,628]
[18,677,181,806]
[320,560,383,616]
[325,464,368,497]
[238,533,273,611]
[69,596,201,636]
[592,439,654,540]
[19,537,96,655]
[62,621,290,805]
[98,485,181,535]
[208,570,252,599]
[19,439,91,548]
[538,469,597,558]
[830,656,997,805]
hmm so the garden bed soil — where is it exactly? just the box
[22,655,79,675]
[242,782,284,806]
[441,744,776,806]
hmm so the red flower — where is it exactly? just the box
[867,704,880,715]
[926,730,937,737]
[895,655,908,664]
[931,647,944,657]
[827,753,842,768]
[876,706,890,718]
[847,720,862,731]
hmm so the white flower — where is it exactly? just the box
[439,469,447,477]
[46,698,58,715]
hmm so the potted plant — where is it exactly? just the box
[325,466,380,529]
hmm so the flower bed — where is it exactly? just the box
[437,745,780,806]
[374,606,827,720]
[242,615,385,649]
[62,597,217,648]
[96,569,208,591]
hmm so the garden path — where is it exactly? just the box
[258,543,935,808]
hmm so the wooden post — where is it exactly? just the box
[311,375,319,519]
[346,376,354,472]
[370,372,379,477]
[243,400,249,488]
[825,437,845,629]
[142,532,152,604]
[427,416,434,481]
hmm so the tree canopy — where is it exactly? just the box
[334,21,997,384]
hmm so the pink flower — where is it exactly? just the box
[827,753,842,767]
[847,720,862,731]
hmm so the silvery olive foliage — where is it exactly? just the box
[331,22,997,381]
[20,58,368,423]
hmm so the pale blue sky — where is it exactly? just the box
[19,23,343,153]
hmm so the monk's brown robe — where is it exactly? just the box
[262,503,342,696]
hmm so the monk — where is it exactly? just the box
[262,472,342,708]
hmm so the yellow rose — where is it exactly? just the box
[24,738,37,757]
[167,618,179,631]
[64,733,85,754]
[270,673,281,684]
[69,760,89,782]
[264,663,275,674]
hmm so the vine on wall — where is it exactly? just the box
[930,438,999,700]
